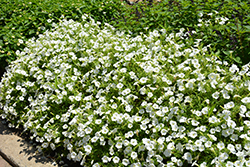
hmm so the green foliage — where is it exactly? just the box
[1,0,250,78]
[109,0,250,67]
[0,1,250,165]
[1,15,250,166]
[0,0,121,79]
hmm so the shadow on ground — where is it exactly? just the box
[0,118,58,167]
[0,118,84,167]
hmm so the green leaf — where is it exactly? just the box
[0,54,6,58]
[222,50,233,56]
[208,104,216,117]
[29,30,35,35]
[233,57,242,64]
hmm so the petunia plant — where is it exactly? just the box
[1,14,250,167]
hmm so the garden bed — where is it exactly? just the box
[1,13,250,166]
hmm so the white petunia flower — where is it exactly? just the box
[234,160,243,167]
[199,126,206,132]
[212,92,220,99]
[130,139,137,146]
[188,131,197,139]
[229,64,239,73]
[217,141,225,151]
[163,149,171,157]
[208,73,219,81]
[227,144,236,153]
[131,151,138,159]
[224,101,235,109]
[140,77,148,84]
[191,119,200,126]
[122,159,130,166]
[205,141,212,148]
[115,142,123,149]
[102,156,111,163]
[122,88,131,96]
[167,142,175,150]
[242,97,250,104]
[226,161,234,167]
[84,145,92,153]
[245,160,250,167]
[183,152,192,163]
[112,156,120,163]
[116,83,123,89]
[208,116,219,124]
[134,116,142,122]
[194,140,202,147]
[147,92,153,98]
[227,119,236,129]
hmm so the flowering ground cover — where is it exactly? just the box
[1,0,250,82]
[1,14,250,166]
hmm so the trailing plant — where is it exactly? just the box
[1,15,250,166]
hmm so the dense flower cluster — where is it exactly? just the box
[1,14,250,167]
